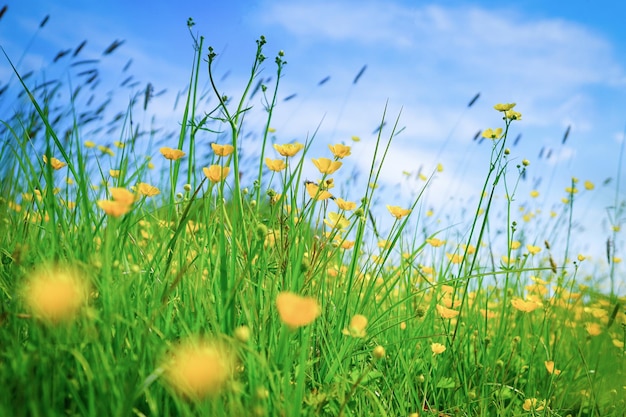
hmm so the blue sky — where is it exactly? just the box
[2,0,626,285]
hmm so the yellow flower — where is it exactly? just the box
[510,297,541,312]
[203,165,230,183]
[22,264,88,324]
[42,155,66,170]
[276,292,320,329]
[510,240,521,250]
[84,140,96,148]
[584,180,595,190]
[274,142,304,157]
[565,186,578,194]
[305,181,333,201]
[437,163,444,172]
[351,135,360,142]
[265,158,286,172]
[342,314,368,338]
[109,187,136,206]
[446,253,463,264]
[526,244,541,255]
[312,157,342,174]
[481,128,503,140]
[494,103,516,112]
[137,182,160,197]
[334,198,356,211]
[577,254,586,262]
[160,147,186,161]
[530,190,539,198]
[211,143,235,157]
[97,145,114,156]
[372,345,386,359]
[436,304,459,319]
[544,360,561,375]
[163,339,233,400]
[114,141,125,149]
[324,212,350,231]
[109,169,120,178]
[426,237,445,247]
[522,398,545,412]
[505,109,522,120]
[341,240,355,250]
[585,322,602,336]
[97,200,132,217]
[328,143,351,158]
[431,342,446,356]
[386,205,411,220]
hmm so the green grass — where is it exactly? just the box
[1,24,625,417]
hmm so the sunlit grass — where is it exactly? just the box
[1,18,625,417]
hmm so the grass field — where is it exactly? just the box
[1,23,625,417]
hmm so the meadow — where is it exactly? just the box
[1,17,625,417]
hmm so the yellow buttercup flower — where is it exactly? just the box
[505,109,522,120]
[273,142,304,157]
[203,165,230,183]
[163,339,234,400]
[265,158,286,172]
[436,304,459,319]
[324,212,350,231]
[109,187,136,206]
[386,205,411,220]
[305,181,333,201]
[97,200,132,217]
[482,128,503,140]
[160,147,186,161]
[211,143,235,157]
[510,297,542,312]
[526,244,541,255]
[426,237,445,247]
[328,143,351,159]
[431,342,446,356]
[22,263,88,325]
[494,103,516,112]
[544,360,561,375]
[584,180,595,190]
[137,182,160,197]
[334,198,356,211]
[312,157,342,174]
[342,314,368,338]
[42,155,66,170]
[276,292,320,329]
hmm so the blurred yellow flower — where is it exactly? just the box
[160,147,186,161]
[387,205,411,220]
[342,314,368,338]
[109,169,120,178]
[163,339,233,400]
[341,240,355,250]
[526,244,541,255]
[426,237,445,247]
[97,200,132,217]
[114,141,125,149]
[511,297,541,312]
[325,212,350,231]
[265,158,286,172]
[494,103,516,112]
[137,182,160,197]
[530,190,539,198]
[109,187,136,206]
[211,143,235,157]
[98,145,114,156]
[351,135,360,142]
[42,155,66,170]
[274,142,304,157]
[372,345,386,359]
[522,398,545,412]
[436,304,459,319]
[22,264,88,324]
[585,322,602,336]
[276,292,320,329]
[84,140,96,148]
[446,253,463,264]
[328,143,352,158]
[203,165,230,183]
[584,180,595,190]
[312,157,342,174]
[431,342,446,356]
[334,198,356,211]
[544,360,561,375]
